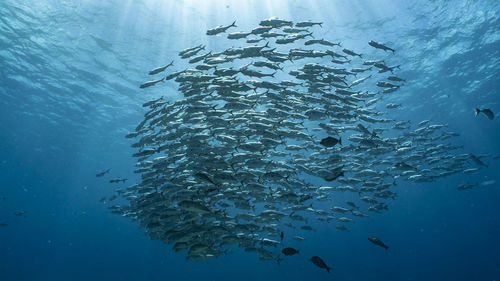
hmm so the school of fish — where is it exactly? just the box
[106,18,492,265]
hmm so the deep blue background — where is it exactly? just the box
[1,1,499,280]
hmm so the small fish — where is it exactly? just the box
[0,222,7,227]
[194,172,216,185]
[292,236,305,241]
[320,136,342,147]
[13,210,25,216]
[457,182,477,190]
[148,61,174,75]
[96,169,111,177]
[387,75,406,82]
[474,108,494,120]
[109,178,127,183]
[469,154,488,168]
[140,78,164,89]
[480,180,495,186]
[368,236,389,250]
[368,40,395,53]
[206,21,236,35]
[296,21,323,28]
[281,247,299,256]
[280,231,284,241]
[342,48,362,58]
[310,256,331,273]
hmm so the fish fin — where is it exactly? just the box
[339,137,342,146]
[327,267,331,273]
[385,246,389,250]
[474,108,480,116]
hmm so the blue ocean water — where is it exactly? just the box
[0,0,499,280]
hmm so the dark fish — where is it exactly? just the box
[96,169,111,177]
[368,236,389,250]
[0,222,7,227]
[280,231,284,241]
[281,247,299,256]
[2,196,5,200]
[469,154,488,168]
[310,256,331,273]
[394,162,417,171]
[474,108,494,120]
[320,136,341,147]
[148,61,174,75]
[324,166,344,182]
[194,172,216,185]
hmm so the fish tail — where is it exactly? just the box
[326,266,331,273]
[474,108,480,116]
[385,246,389,250]
[264,41,270,48]
[339,137,342,145]
[231,20,236,27]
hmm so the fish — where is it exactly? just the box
[320,136,342,147]
[469,154,488,168]
[109,178,127,183]
[194,172,216,185]
[95,169,111,177]
[368,40,395,53]
[179,44,203,56]
[296,21,323,28]
[457,182,477,190]
[368,236,389,250]
[387,75,406,82]
[342,48,362,58]
[310,256,331,273]
[474,108,494,120]
[304,39,341,47]
[13,210,25,216]
[259,17,294,28]
[139,78,164,89]
[206,21,236,35]
[0,222,7,227]
[281,247,299,256]
[227,32,251,39]
[148,61,174,75]
[324,166,344,181]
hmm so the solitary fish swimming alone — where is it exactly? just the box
[368,236,389,250]
[474,108,494,120]
[310,256,331,273]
